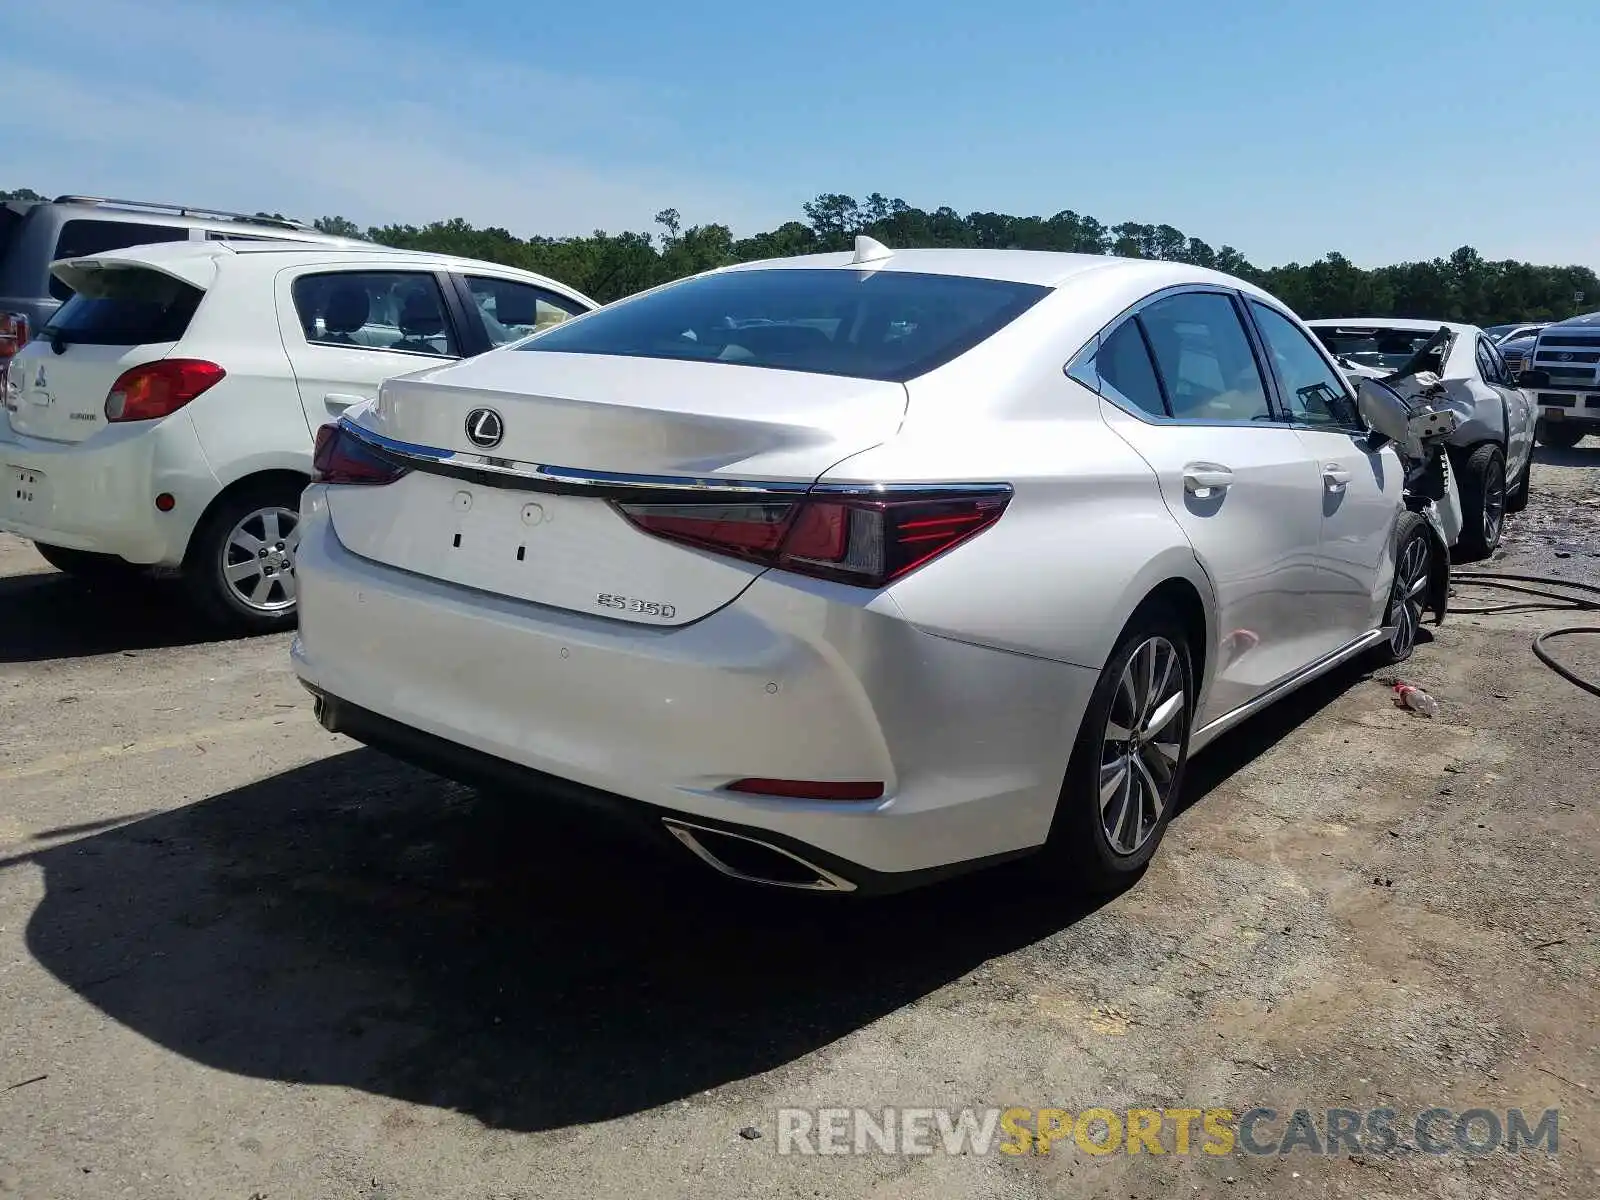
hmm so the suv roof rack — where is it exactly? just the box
[50,195,315,231]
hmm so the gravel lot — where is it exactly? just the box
[1,446,1597,1199]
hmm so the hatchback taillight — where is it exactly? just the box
[0,313,27,360]
[311,423,409,486]
[105,359,226,422]
[615,488,1010,588]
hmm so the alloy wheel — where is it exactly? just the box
[1099,636,1186,856]
[1482,459,1505,547]
[1389,532,1430,659]
[220,506,300,613]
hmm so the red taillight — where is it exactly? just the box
[105,359,225,422]
[311,422,409,486]
[727,778,885,801]
[0,313,27,360]
[615,488,1010,588]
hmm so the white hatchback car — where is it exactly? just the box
[0,240,594,630]
[292,243,1440,896]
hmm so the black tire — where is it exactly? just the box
[33,542,148,582]
[1536,421,1585,450]
[1453,443,1505,562]
[1041,602,1194,893]
[1366,510,1431,669]
[183,480,304,635]
[1505,449,1532,514]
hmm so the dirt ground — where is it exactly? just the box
[1,445,1597,1200]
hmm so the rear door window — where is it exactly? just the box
[41,267,203,346]
[462,276,586,346]
[49,220,191,300]
[291,271,461,357]
[519,268,1050,382]
[1138,292,1272,423]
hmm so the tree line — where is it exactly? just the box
[8,186,1594,325]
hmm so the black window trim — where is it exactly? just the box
[1067,283,1288,429]
[290,267,467,361]
[1242,297,1366,434]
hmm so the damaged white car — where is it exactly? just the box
[1306,319,1537,560]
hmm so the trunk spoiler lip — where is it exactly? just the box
[334,416,1010,503]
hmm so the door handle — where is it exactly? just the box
[324,393,365,415]
[1322,463,1352,490]
[1183,463,1234,496]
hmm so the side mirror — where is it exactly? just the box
[1355,376,1414,448]
[1517,368,1550,389]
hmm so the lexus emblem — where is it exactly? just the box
[464,408,504,449]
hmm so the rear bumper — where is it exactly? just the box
[1534,391,1600,426]
[0,415,214,563]
[290,487,1099,885]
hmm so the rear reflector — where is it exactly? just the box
[616,488,1010,589]
[311,422,409,486]
[726,778,885,801]
[105,359,225,422]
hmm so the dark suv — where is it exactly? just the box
[0,194,356,366]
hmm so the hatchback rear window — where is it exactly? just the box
[519,268,1051,382]
[41,267,203,346]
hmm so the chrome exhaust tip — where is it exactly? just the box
[662,820,856,892]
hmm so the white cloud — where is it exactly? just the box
[6,0,784,238]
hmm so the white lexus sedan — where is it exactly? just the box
[292,243,1437,895]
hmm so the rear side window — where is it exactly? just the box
[49,220,190,300]
[519,268,1051,382]
[41,267,203,346]
[291,271,460,357]
[1096,320,1167,417]
[464,276,586,346]
[1139,292,1271,423]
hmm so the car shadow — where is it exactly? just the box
[19,750,1104,1132]
[1533,442,1599,468]
[1177,655,1387,813]
[19,659,1369,1132]
[0,570,230,662]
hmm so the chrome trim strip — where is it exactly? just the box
[339,418,812,495]
[1190,629,1387,750]
[662,820,857,892]
[337,417,1011,500]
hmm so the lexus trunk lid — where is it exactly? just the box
[324,351,908,624]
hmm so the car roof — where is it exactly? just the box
[718,246,1271,295]
[49,238,594,303]
[1305,316,1481,336]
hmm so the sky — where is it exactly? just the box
[7,0,1598,270]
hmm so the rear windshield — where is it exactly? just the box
[1312,327,1440,372]
[519,268,1051,382]
[41,267,203,346]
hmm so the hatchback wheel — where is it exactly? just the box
[185,481,303,634]
[1453,444,1505,562]
[1047,603,1193,891]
